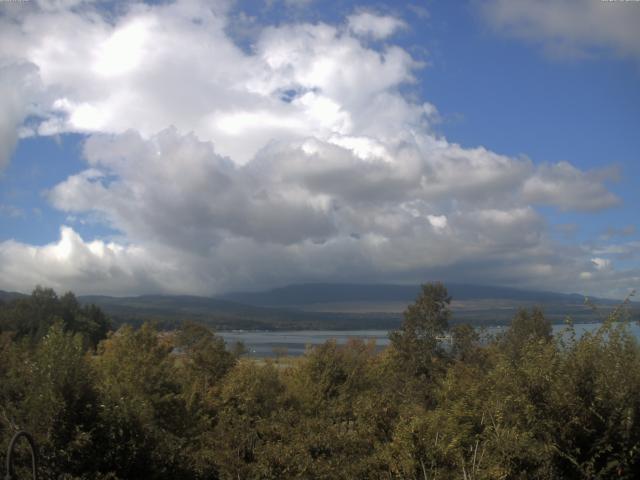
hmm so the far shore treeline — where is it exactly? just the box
[1,284,639,479]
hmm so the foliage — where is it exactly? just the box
[1,284,640,479]
[389,282,451,381]
[0,287,110,348]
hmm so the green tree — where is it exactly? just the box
[0,287,110,348]
[175,321,237,405]
[213,360,287,479]
[545,318,640,478]
[450,323,480,362]
[500,307,552,360]
[0,323,101,479]
[389,282,451,382]
[91,323,190,479]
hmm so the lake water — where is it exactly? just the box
[219,322,640,358]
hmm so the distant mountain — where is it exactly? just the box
[0,290,28,303]
[220,283,632,325]
[78,294,304,329]
[220,282,609,307]
[1,283,633,331]
[76,293,401,331]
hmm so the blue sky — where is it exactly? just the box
[0,0,638,297]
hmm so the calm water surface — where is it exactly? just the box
[220,322,640,358]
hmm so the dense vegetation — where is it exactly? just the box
[1,284,639,479]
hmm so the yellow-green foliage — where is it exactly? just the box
[1,285,640,479]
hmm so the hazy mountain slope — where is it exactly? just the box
[77,294,401,330]
[2,283,633,330]
[0,290,28,302]
[220,283,632,325]
[220,283,611,307]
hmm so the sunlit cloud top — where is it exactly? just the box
[0,0,638,298]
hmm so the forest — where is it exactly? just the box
[1,284,639,479]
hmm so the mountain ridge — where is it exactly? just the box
[220,282,614,307]
[1,283,633,330]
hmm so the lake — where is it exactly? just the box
[219,322,640,358]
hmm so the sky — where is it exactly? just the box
[0,0,638,298]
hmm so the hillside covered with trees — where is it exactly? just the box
[1,284,639,479]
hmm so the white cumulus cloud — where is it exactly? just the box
[347,11,406,40]
[0,61,40,170]
[0,0,633,297]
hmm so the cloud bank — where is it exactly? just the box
[0,0,634,297]
[479,0,640,61]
